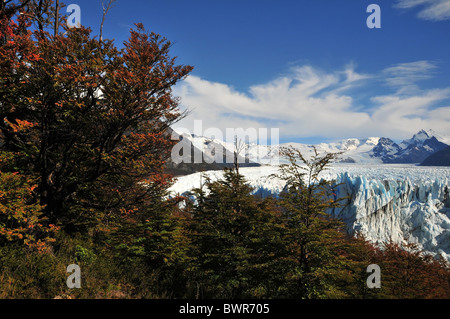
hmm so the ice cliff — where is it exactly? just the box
[170,165,450,260]
[329,173,450,260]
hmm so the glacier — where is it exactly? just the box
[169,164,450,260]
[329,172,450,260]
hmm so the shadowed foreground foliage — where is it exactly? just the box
[1,145,449,299]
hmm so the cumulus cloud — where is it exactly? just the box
[173,65,372,140]
[370,88,450,137]
[395,0,450,21]
[172,62,450,141]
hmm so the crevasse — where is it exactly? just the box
[329,173,450,260]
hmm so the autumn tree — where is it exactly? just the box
[0,1,193,232]
[373,241,450,298]
[0,0,198,298]
[0,150,60,253]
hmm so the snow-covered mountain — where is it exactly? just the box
[169,164,450,260]
[165,127,260,176]
[309,129,449,164]
[171,128,449,166]
[370,137,401,162]
[382,129,449,164]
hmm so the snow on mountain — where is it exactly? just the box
[400,129,450,148]
[242,137,385,165]
[172,128,449,165]
[370,137,401,162]
[167,130,261,177]
[275,130,450,164]
[169,164,450,260]
[431,130,450,146]
[400,129,430,148]
[392,129,449,164]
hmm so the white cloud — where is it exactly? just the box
[173,65,372,140]
[173,62,450,141]
[395,0,450,21]
[369,88,450,137]
[382,60,437,94]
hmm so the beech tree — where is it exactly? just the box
[0,1,193,232]
[373,241,450,299]
[0,151,59,253]
[273,146,352,298]
[187,167,286,298]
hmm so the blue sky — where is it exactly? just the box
[73,0,450,143]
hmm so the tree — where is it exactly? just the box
[186,166,286,298]
[0,150,58,253]
[0,2,193,232]
[0,1,31,21]
[373,241,450,298]
[273,146,354,298]
[109,187,192,298]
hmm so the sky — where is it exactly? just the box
[72,0,450,144]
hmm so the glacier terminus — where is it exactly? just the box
[170,164,450,261]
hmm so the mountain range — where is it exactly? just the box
[167,128,450,174]
[373,130,449,164]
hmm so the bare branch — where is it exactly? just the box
[54,0,59,36]
[233,135,246,175]
[100,0,116,42]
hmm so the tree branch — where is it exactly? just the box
[99,0,116,42]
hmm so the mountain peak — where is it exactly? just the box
[412,129,431,140]
[170,126,450,166]
[401,129,435,148]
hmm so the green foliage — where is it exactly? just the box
[186,167,287,298]
[271,146,354,298]
[107,187,192,298]
[75,245,96,265]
